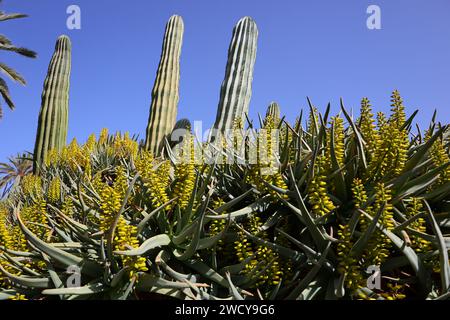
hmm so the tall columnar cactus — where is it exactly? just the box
[145,15,184,155]
[213,16,258,134]
[33,35,71,174]
[266,102,280,120]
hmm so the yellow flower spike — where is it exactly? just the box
[425,127,450,187]
[113,166,129,200]
[336,224,364,293]
[172,133,196,210]
[359,98,378,156]
[47,177,61,203]
[246,116,288,202]
[135,151,170,209]
[45,148,60,167]
[208,199,228,251]
[21,174,43,199]
[308,156,335,217]
[233,215,284,288]
[390,90,406,128]
[113,216,148,276]
[327,116,345,168]
[368,92,409,180]
[84,134,97,154]
[98,128,109,145]
[98,184,122,232]
[0,205,13,250]
[405,198,432,252]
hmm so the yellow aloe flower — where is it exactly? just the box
[47,177,61,203]
[308,156,336,217]
[135,151,170,208]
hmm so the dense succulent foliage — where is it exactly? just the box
[0,91,449,300]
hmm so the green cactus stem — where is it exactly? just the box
[33,35,71,174]
[144,15,184,155]
[213,16,258,135]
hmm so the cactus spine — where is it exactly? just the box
[145,15,184,155]
[33,35,71,174]
[213,16,258,133]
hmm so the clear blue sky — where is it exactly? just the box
[1,0,449,162]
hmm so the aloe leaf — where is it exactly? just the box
[340,98,367,170]
[423,181,450,200]
[42,281,105,295]
[394,163,449,201]
[15,207,102,278]
[220,256,255,275]
[136,273,208,290]
[0,246,38,257]
[225,272,244,300]
[0,292,15,300]
[360,210,427,289]
[197,215,230,250]
[260,210,283,231]
[213,189,253,214]
[114,234,170,256]
[423,200,450,292]
[404,125,448,172]
[172,218,198,246]
[350,205,384,258]
[298,280,324,300]
[235,224,303,262]
[156,250,197,282]
[0,263,50,288]
[173,208,205,261]
[48,203,89,232]
[434,291,450,300]
[287,241,331,299]
[183,259,229,288]
[392,211,426,233]
[276,228,314,254]
[1,252,42,277]
[144,287,186,299]
[285,166,327,250]
[205,197,268,221]
[110,267,131,288]
[136,198,176,235]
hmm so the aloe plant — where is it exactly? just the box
[213,16,258,134]
[33,35,71,174]
[1,91,448,301]
[144,15,184,155]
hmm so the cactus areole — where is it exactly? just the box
[33,35,72,174]
[145,15,184,155]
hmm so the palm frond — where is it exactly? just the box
[0,34,12,45]
[0,43,37,58]
[0,77,14,113]
[0,63,26,84]
[0,12,28,22]
[0,152,33,198]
